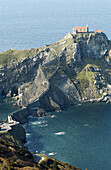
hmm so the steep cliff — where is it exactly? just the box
[0,32,111,115]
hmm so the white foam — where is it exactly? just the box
[41,151,46,154]
[50,115,56,118]
[22,123,28,128]
[48,152,57,156]
[26,133,30,136]
[25,140,31,145]
[30,122,37,125]
[77,103,82,106]
[31,120,47,125]
[55,132,65,135]
[84,124,89,127]
[38,124,48,127]
[28,115,36,119]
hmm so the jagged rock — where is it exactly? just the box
[103,92,108,96]
[103,96,109,102]
[37,108,46,117]
[11,108,29,124]
[100,89,103,94]
[64,33,73,39]
[94,81,99,85]
[94,74,101,80]
[97,96,104,102]
[0,32,111,112]
[86,33,110,59]
[96,68,102,72]
[85,66,95,72]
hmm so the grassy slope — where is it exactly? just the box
[75,56,111,98]
[0,48,38,68]
[0,33,111,99]
[82,56,111,84]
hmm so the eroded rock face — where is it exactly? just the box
[86,33,110,59]
[0,32,111,113]
[17,66,50,106]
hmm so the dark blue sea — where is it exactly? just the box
[0,0,111,169]
[0,96,19,121]
[0,0,111,52]
[24,103,111,170]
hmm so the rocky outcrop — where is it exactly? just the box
[0,32,111,116]
[8,123,26,145]
[37,154,81,170]
[0,124,38,169]
[86,33,110,59]
[11,108,29,124]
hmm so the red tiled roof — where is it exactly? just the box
[95,30,103,33]
[73,26,88,32]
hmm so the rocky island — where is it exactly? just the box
[0,28,111,169]
[0,30,111,122]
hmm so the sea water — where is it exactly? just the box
[24,103,111,170]
[0,0,111,52]
[1,0,111,169]
[0,96,19,121]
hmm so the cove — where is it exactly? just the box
[0,96,19,121]
[24,102,111,170]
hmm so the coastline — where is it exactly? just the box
[17,101,109,165]
[9,97,111,125]
[0,31,111,169]
[0,96,111,169]
[0,118,82,169]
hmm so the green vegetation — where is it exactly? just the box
[75,64,107,98]
[51,35,74,55]
[82,55,111,73]
[1,32,110,170]
[79,78,89,89]
[53,160,58,170]
[0,125,38,169]
[76,68,95,97]
[78,54,111,84]
[0,48,38,68]
[0,160,11,170]
[39,155,81,170]
[83,57,104,69]
[16,147,25,156]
